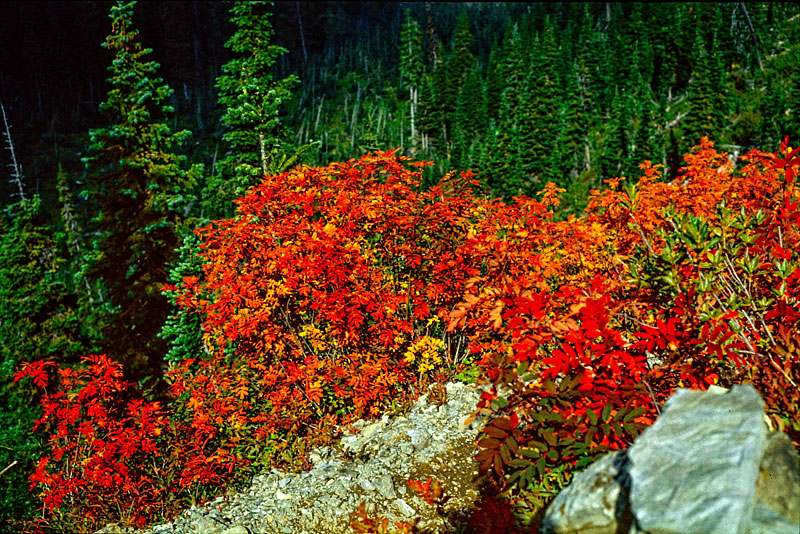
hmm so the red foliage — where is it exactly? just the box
[165,151,492,472]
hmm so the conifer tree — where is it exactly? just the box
[83,0,201,382]
[485,41,504,124]
[484,23,526,196]
[600,89,632,179]
[520,20,561,186]
[421,56,446,153]
[554,61,588,186]
[789,47,800,138]
[159,229,207,364]
[452,65,487,167]
[434,11,475,145]
[486,90,525,197]
[631,79,660,170]
[0,199,69,529]
[399,8,424,154]
[682,27,726,152]
[209,0,299,217]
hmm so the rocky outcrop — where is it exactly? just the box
[542,384,800,534]
[98,382,488,534]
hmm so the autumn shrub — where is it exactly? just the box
[458,138,800,525]
[612,140,800,440]
[164,151,490,471]
[13,355,251,533]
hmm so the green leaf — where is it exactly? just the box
[587,409,598,426]
[478,437,502,449]
[601,402,612,422]
[584,428,597,447]
[506,435,519,454]
[491,396,509,409]
[499,443,511,465]
[484,426,507,439]
[536,458,546,476]
[623,407,647,422]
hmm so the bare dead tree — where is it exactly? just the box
[737,3,764,71]
[0,99,25,201]
[296,2,308,64]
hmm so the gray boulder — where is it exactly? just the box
[542,384,800,534]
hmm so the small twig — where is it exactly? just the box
[0,460,19,478]
[629,212,656,257]
[642,380,661,416]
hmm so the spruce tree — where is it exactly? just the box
[209,0,299,217]
[83,0,201,382]
[682,26,726,153]
[789,46,800,138]
[399,8,424,154]
[421,57,446,153]
[433,11,474,146]
[485,41,504,124]
[484,23,527,197]
[554,61,588,187]
[600,89,631,179]
[0,170,99,528]
[520,20,561,187]
[631,77,659,171]
[452,64,487,168]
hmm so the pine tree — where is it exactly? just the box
[485,41,504,124]
[682,25,726,153]
[484,23,527,197]
[486,90,525,197]
[209,0,299,217]
[520,19,561,187]
[434,11,475,145]
[399,8,424,154]
[159,228,208,364]
[553,60,588,187]
[631,77,659,171]
[83,0,201,382]
[600,89,632,179]
[789,46,800,139]
[452,64,487,167]
[416,72,439,153]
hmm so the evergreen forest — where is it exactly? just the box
[1,2,799,533]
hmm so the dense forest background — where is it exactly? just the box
[2,2,800,214]
[1,1,799,531]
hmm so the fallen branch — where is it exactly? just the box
[0,460,18,478]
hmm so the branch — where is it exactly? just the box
[665,111,689,132]
[0,460,18,478]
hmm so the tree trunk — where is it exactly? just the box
[296,2,308,64]
[260,133,268,175]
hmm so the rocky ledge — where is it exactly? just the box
[99,381,489,534]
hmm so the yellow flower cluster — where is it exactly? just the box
[403,336,445,375]
[299,323,330,352]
